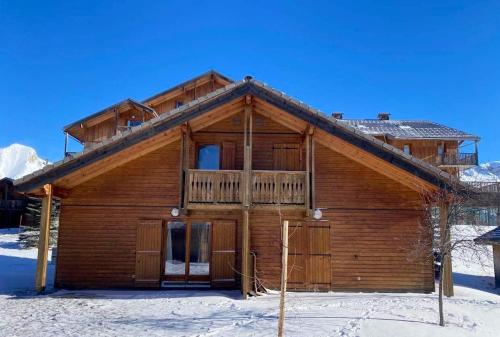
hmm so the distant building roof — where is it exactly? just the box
[337,119,479,141]
[474,227,500,245]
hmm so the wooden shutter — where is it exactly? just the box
[273,144,301,171]
[287,223,306,289]
[221,141,236,170]
[135,219,163,287]
[308,224,331,287]
[285,222,331,290]
[211,220,236,287]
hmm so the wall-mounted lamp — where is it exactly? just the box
[171,208,180,217]
[313,208,323,220]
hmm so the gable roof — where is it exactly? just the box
[63,70,232,140]
[63,98,157,142]
[338,119,479,141]
[15,77,461,193]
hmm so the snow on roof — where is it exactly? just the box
[337,119,479,141]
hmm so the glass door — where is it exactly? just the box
[164,221,211,283]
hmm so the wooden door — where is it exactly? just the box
[135,219,163,287]
[211,220,236,287]
[286,221,331,290]
[221,141,236,170]
[273,144,301,171]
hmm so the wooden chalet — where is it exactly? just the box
[15,71,479,295]
[0,178,27,228]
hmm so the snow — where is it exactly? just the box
[460,161,500,182]
[0,229,499,336]
[0,143,47,180]
[0,228,54,294]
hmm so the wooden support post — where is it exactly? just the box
[183,124,191,211]
[311,135,316,211]
[35,184,53,292]
[439,201,454,297]
[179,126,186,209]
[64,132,68,157]
[241,96,253,298]
[493,245,500,288]
[114,108,119,135]
[278,220,289,337]
[305,128,313,215]
[242,208,250,298]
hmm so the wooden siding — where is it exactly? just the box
[56,142,180,288]
[55,104,433,292]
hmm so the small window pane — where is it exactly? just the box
[128,120,142,127]
[197,144,220,170]
[165,222,186,275]
[403,144,411,155]
[189,222,210,275]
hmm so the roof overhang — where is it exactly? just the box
[15,79,462,194]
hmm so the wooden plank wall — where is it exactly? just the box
[56,142,181,288]
[191,111,305,171]
[314,142,434,292]
[152,81,226,115]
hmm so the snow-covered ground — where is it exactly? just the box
[0,228,499,337]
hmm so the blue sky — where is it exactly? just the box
[1,0,499,162]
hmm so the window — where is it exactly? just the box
[197,144,220,170]
[175,101,184,109]
[437,144,445,156]
[403,144,411,155]
[127,120,142,128]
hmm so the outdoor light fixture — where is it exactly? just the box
[171,208,179,217]
[313,208,323,220]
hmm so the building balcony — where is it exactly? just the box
[185,169,307,209]
[435,152,478,168]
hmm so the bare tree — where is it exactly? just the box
[412,183,491,327]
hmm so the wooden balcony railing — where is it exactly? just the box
[435,153,478,167]
[187,170,243,204]
[186,170,307,207]
[252,171,306,205]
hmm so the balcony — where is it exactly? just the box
[435,152,478,168]
[185,169,307,209]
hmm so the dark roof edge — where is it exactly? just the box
[16,80,457,193]
[63,98,156,131]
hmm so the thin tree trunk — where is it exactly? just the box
[278,220,289,337]
[439,253,445,327]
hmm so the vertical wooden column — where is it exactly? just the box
[183,124,191,211]
[179,125,186,209]
[305,127,313,215]
[35,184,53,292]
[64,132,68,157]
[439,201,454,297]
[241,95,253,298]
[311,135,316,211]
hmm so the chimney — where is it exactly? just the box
[332,112,343,120]
[378,112,390,120]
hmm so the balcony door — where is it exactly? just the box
[164,221,211,283]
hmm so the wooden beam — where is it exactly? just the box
[179,125,186,209]
[439,201,454,297]
[242,208,250,298]
[35,184,53,292]
[305,129,311,214]
[183,124,191,211]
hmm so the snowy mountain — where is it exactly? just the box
[0,144,48,180]
[460,161,500,182]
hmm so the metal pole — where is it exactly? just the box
[278,220,289,337]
